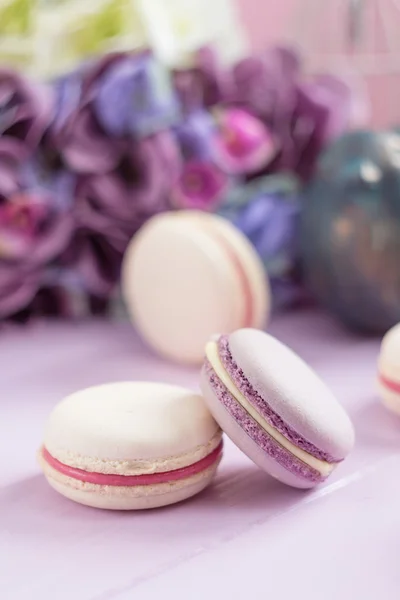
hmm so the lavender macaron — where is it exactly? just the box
[201,329,355,489]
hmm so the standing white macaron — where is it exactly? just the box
[39,382,223,510]
[378,323,400,415]
[121,211,270,364]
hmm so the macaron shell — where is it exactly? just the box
[204,214,270,329]
[377,380,400,416]
[228,329,355,459]
[121,211,269,364]
[41,454,220,510]
[378,323,400,382]
[44,382,220,470]
[200,368,314,489]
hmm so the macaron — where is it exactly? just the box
[121,211,270,365]
[377,323,400,415]
[201,329,355,489]
[39,382,223,509]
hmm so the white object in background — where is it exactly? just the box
[2,0,246,77]
[121,211,270,365]
[137,0,248,67]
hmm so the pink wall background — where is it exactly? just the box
[236,0,296,51]
[235,0,399,128]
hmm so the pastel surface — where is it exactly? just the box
[3,313,396,599]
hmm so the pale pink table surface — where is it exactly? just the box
[1,310,399,600]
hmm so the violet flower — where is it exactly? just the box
[212,107,276,175]
[56,105,125,174]
[232,193,300,273]
[0,137,26,197]
[0,189,73,262]
[8,286,70,323]
[74,130,182,247]
[48,76,125,174]
[94,52,179,138]
[232,47,300,121]
[173,46,233,113]
[59,230,123,299]
[0,264,42,320]
[0,147,74,319]
[232,46,360,180]
[174,110,216,161]
[218,173,307,307]
[47,55,128,175]
[171,160,229,210]
[0,190,74,319]
[62,129,182,297]
[0,68,53,149]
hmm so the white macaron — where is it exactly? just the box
[121,210,270,364]
[39,382,223,510]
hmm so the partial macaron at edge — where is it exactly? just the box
[378,372,400,395]
[377,376,400,416]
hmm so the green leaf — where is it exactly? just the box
[0,0,32,36]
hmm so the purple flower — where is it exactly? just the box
[171,161,229,210]
[74,131,182,245]
[55,105,125,174]
[7,286,70,323]
[0,190,73,262]
[19,144,77,212]
[0,68,53,149]
[122,130,182,218]
[0,264,41,320]
[74,173,136,253]
[174,110,216,161]
[232,193,300,268]
[61,130,182,297]
[212,107,276,175]
[218,173,308,307]
[0,148,74,319]
[48,74,125,174]
[239,193,303,308]
[0,137,27,198]
[59,230,123,299]
[232,47,300,121]
[0,191,73,318]
[94,52,179,138]
[232,46,360,180]
[173,46,233,113]
[47,54,129,175]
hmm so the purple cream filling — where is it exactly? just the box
[218,336,340,464]
[205,360,324,483]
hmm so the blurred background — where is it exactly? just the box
[2,0,400,346]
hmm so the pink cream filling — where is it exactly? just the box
[42,442,223,487]
[379,373,400,394]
